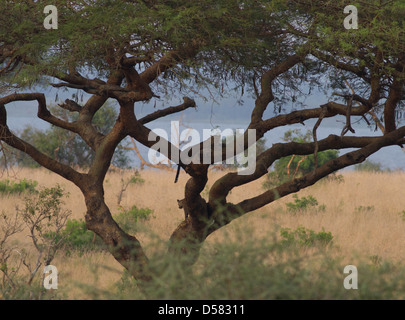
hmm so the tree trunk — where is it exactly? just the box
[83,185,151,283]
[168,194,215,268]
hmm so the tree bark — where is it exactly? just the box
[83,184,151,283]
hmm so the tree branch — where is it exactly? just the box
[209,131,405,208]
[234,125,405,214]
[58,99,82,113]
[140,46,199,84]
[251,53,305,123]
[310,50,369,82]
[139,97,196,124]
[384,78,403,133]
[0,96,84,187]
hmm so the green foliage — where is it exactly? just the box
[9,225,405,300]
[285,194,326,213]
[128,172,145,185]
[19,185,72,257]
[1,0,403,112]
[275,149,339,179]
[98,232,405,300]
[0,282,60,300]
[22,184,66,218]
[0,0,291,97]
[1,185,71,299]
[52,219,105,253]
[280,226,333,247]
[0,178,38,195]
[264,130,339,188]
[115,269,139,296]
[44,204,155,253]
[306,0,405,74]
[23,187,104,254]
[114,206,154,234]
[116,171,145,206]
[13,103,130,169]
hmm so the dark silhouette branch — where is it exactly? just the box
[139,97,196,124]
[234,125,405,215]
[0,100,84,188]
[209,133,403,207]
[251,53,305,123]
[140,46,199,84]
[385,78,403,133]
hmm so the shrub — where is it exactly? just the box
[263,130,339,188]
[0,179,38,195]
[18,226,405,300]
[280,226,333,247]
[117,171,145,205]
[285,194,325,213]
[128,171,145,185]
[47,205,155,253]
[1,185,71,299]
[62,219,105,252]
[45,218,105,254]
[114,205,154,234]
[106,231,405,300]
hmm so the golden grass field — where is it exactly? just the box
[1,167,405,299]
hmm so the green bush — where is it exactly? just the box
[280,226,333,247]
[21,227,405,300]
[117,171,145,205]
[45,218,105,254]
[264,130,340,188]
[63,219,105,251]
[1,185,71,299]
[0,179,38,195]
[114,205,154,234]
[47,205,155,253]
[102,232,405,300]
[128,172,145,185]
[285,194,325,213]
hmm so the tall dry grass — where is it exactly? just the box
[1,167,405,298]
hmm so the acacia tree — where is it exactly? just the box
[0,0,404,286]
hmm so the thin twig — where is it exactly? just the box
[312,106,327,174]
[341,95,356,137]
